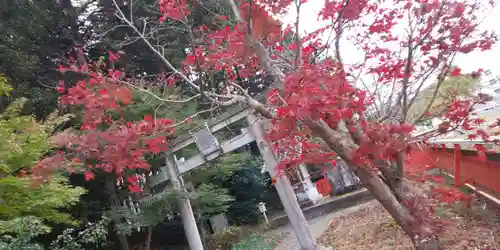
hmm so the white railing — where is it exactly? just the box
[427,138,489,145]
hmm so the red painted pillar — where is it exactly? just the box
[453,144,461,187]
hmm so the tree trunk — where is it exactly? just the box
[226,3,441,247]
[105,178,131,250]
[395,151,405,182]
[143,226,152,250]
[116,232,130,250]
[302,118,441,250]
[352,167,441,249]
[196,212,208,240]
[246,85,442,249]
[376,160,404,200]
[142,173,154,250]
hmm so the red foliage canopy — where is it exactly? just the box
[36,53,174,192]
[38,1,499,207]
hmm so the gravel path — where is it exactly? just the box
[271,200,378,250]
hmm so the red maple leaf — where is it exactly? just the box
[451,67,461,76]
[84,171,95,181]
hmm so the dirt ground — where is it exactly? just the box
[318,194,500,250]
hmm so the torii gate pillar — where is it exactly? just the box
[165,153,204,250]
[247,113,317,250]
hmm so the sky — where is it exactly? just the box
[280,1,500,76]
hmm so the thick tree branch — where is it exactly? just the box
[292,0,302,69]
[226,1,442,248]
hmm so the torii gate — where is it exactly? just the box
[148,107,318,250]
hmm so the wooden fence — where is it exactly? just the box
[310,141,500,203]
[409,142,500,200]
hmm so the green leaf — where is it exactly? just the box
[0,74,13,96]
[0,100,86,236]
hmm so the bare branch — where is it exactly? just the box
[97,24,130,39]
[407,63,442,109]
[228,0,285,85]
[111,0,248,107]
[123,79,202,103]
[411,64,450,124]
[401,6,418,122]
[292,0,302,69]
[168,107,217,128]
[112,0,200,91]
[178,0,206,97]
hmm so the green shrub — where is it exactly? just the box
[204,226,246,250]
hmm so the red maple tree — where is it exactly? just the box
[157,1,498,249]
[35,52,175,193]
[37,0,499,249]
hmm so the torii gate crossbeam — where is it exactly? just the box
[148,108,318,250]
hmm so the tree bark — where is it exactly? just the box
[376,160,404,199]
[231,2,442,248]
[105,178,131,250]
[240,63,443,249]
[143,226,152,250]
[352,167,440,249]
[196,212,208,241]
[240,57,443,250]
[302,118,441,250]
